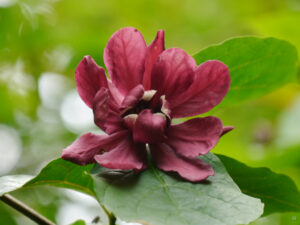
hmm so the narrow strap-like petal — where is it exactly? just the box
[166,117,223,157]
[61,133,106,165]
[133,109,167,144]
[150,143,214,182]
[143,30,165,90]
[121,84,144,109]
[221,126,234,137]
[107,80,124,106]
[151,48,197,104]
[104,27,147,96]
[171,60,230,118]
[93,88,109,131]
[75,56,108,108]
[93,88,124,134]
[94,138,147,171]
[62,131,128,165]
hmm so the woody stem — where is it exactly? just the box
[0,194,55,225]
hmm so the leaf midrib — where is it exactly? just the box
[25,180,96,198]
[150,164,189,225]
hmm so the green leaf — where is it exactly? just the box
[193,37,299,107]
[0,159,95,197]
[2,155,300,224]
[69,219,86,225]
[92,153,264,225]
[218,154,300,216]
[24,159,96,197]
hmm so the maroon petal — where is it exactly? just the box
[62,131,128,165]
[62,133,106,165]
[94,138,147,171]
[104,27,147,96]
[121,84,144,109]
[133,109,167,144]
[221,126,234,137]
[75,56,108,108]
[93,87,124,134]
[166,117,223,157]
[151,48,197,104]
[104,110,124,134]
[107,81,124,106]
[143,30,165,90]
[93,88,109,131]
[123,114,138,130]
[171,60,230,118]
[150,143,214,182]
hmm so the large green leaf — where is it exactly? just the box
[92,153,264,225]
[193,37,298,107]
[218,154,300,216]
[2,155,300,224]
[0,159,95,197]
[25,159,96,197]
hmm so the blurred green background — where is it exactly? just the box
[0,0,300,224]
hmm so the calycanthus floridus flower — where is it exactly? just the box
[62,27,233,182]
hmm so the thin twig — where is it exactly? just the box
[101,204,116,225]
[0,194,56,225]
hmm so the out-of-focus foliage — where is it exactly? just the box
[0,0,300,224]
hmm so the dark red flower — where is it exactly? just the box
[62,27,232,182]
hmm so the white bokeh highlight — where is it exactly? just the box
[38,72,72,110]
[57,190,106,225]
[0,0,16,7]
[60,90,96,134]
[0,125,22,175]
[276,94,300,148]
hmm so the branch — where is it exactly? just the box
[101,204,116,225]
[0,194,56,225]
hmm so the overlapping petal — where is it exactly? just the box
[107,81,124,106]
[121,84,144,109]
[150,143,214,182]
[151,48,197,104]
[171,60,230,118]
[93,88,109,131]
[104,27,147,96]
[62,131,129,165]
[166,117,223,157]
[63,28,232,183]
[133,109,167,144]
[93,87,123,134]
[62,133,106,165]
[94,138,147,171]
[143,30,165,90]
[75,56,108,108]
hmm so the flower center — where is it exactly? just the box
[122,95,161,117]
[121,90,171,144]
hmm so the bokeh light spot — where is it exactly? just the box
[0,125,22,175]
